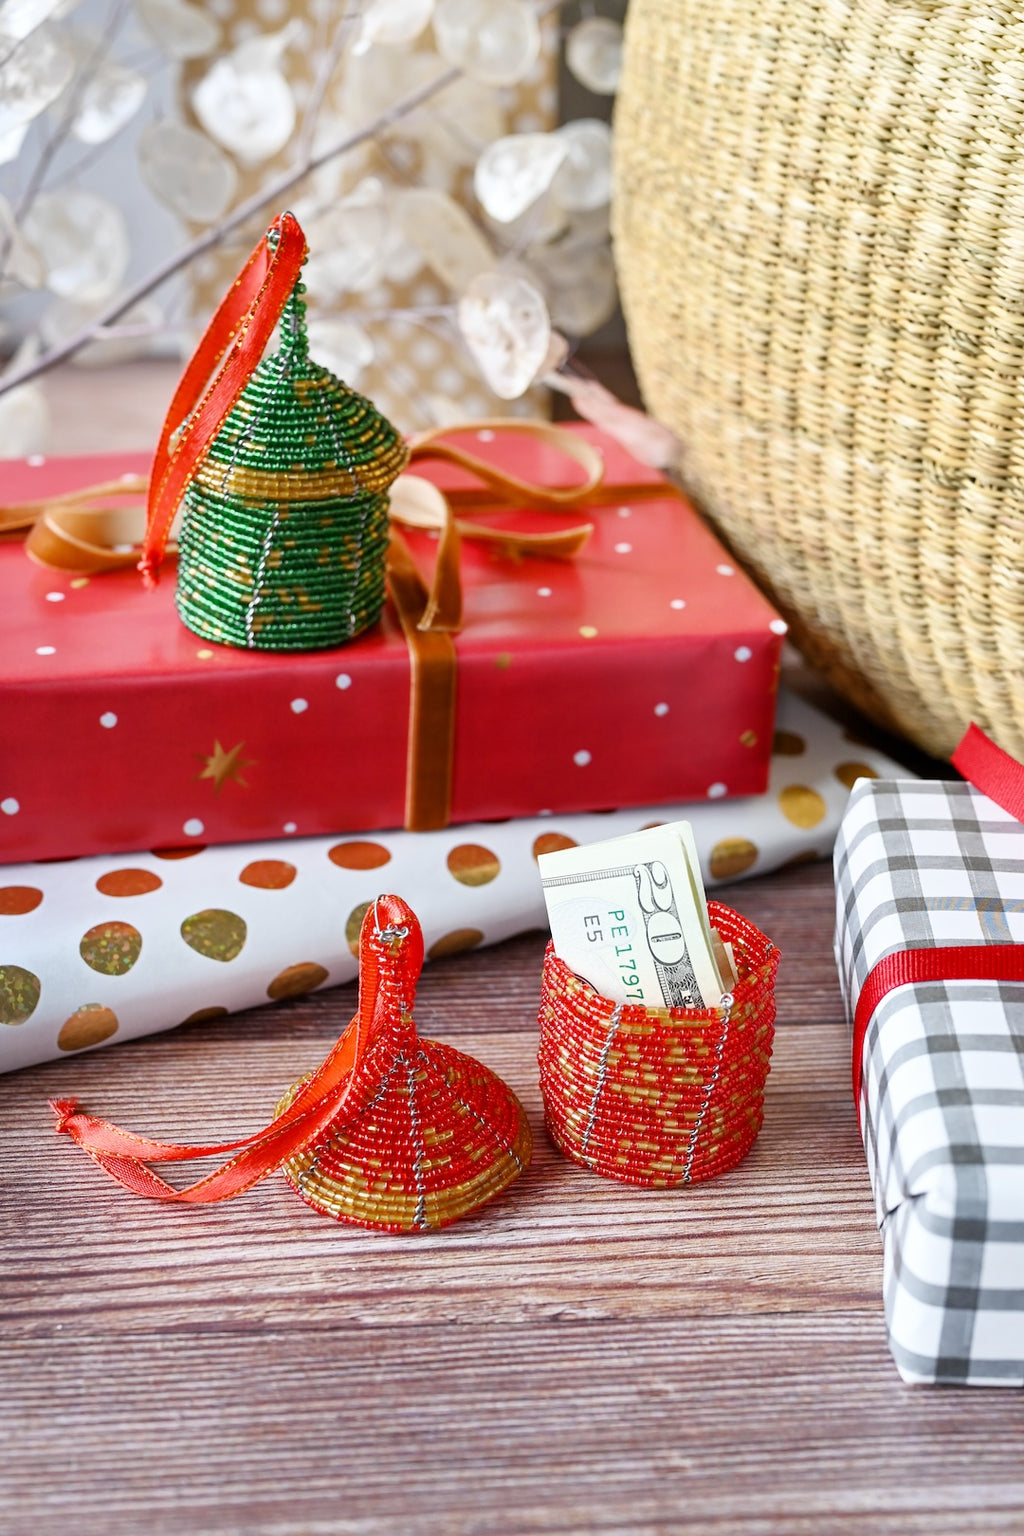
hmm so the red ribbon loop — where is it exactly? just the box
[138,211,308,588]
[951,721,1024,823]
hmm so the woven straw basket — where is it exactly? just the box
[613,0,1024,761]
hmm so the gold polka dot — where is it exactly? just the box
[778,785,827,828]
[833,761,880,790]
[0,886,43,915]
[532,832,578,860]
[740,730,758,748]
[346,901,373,955]
[70,576,89,589]
[781,849,821,869]
[180,909,246,962]
[58,1004,118,1052]
[239,859,297,890]
[328,841,391,870]
[446,843,501,885]
[495,653,512,670]
[709,838,759,880]
[79,921,142,976]
[267,962,329,1000]
[152,845,206,860]
[96,868,163,898]
[181,1006,229,1025]
[0,965,41,1025]
[196,649,214,659]
[428,928,484,959]
[579,625,598,639]
[773,731,806,756]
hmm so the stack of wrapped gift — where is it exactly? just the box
[0,424,909,1075]
[835,732,1024,1386]
[0,427,783,862]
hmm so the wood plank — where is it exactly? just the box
[3,1319,1024,1534]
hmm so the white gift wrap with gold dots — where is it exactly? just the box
[0,691,909,1073]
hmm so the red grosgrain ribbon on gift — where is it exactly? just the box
[851,722,1024,1117]
[137,210,308,588]
[49,895,424,1203]
[951,721,1024,824]
[851,945,1024,1113]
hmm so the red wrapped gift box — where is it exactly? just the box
[0,425,785,863]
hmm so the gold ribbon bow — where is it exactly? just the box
[2,419,603,579]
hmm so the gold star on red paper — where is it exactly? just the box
[197,739,253,793]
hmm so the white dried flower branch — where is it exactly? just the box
[0,0,619,427]
[0,57,464,399]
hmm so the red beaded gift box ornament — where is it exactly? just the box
[50,896,532,1232]
[538,902,779,1186]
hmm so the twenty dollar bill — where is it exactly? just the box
[537,822,731,1010]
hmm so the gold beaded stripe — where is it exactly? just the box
[197,371,409,499]
[192,460,399,503]
[176,275,409,652]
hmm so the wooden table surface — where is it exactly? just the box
[4,364,1024,1533]
[3,860,1024,1535]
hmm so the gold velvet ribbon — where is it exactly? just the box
[1,475,155,571]
[1,418,623,830]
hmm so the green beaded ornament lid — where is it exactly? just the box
[175,243,408,652]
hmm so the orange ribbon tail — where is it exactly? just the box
[50,897,424,1203]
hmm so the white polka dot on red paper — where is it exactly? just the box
[335,674,352,690]
[45,592,64,603]
[35,646,55,656]
[654,702,669,716]
[614,542,632,554]
[1,798,19,815]
[99,712,118,728]
[283,822,297,834]
[670,598,686,610]
[708,782,728,799]
[735,646,752,662]
[574,749,592,766]
[290,698,308,714]
[183,818,204,837]
[716,564,735,576]
[770,618,788,635]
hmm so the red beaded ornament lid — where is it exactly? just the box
[50,895,531,1232]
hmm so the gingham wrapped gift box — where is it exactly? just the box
[834,755,1024,1387]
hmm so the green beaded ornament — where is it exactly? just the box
[175,256,408,652]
